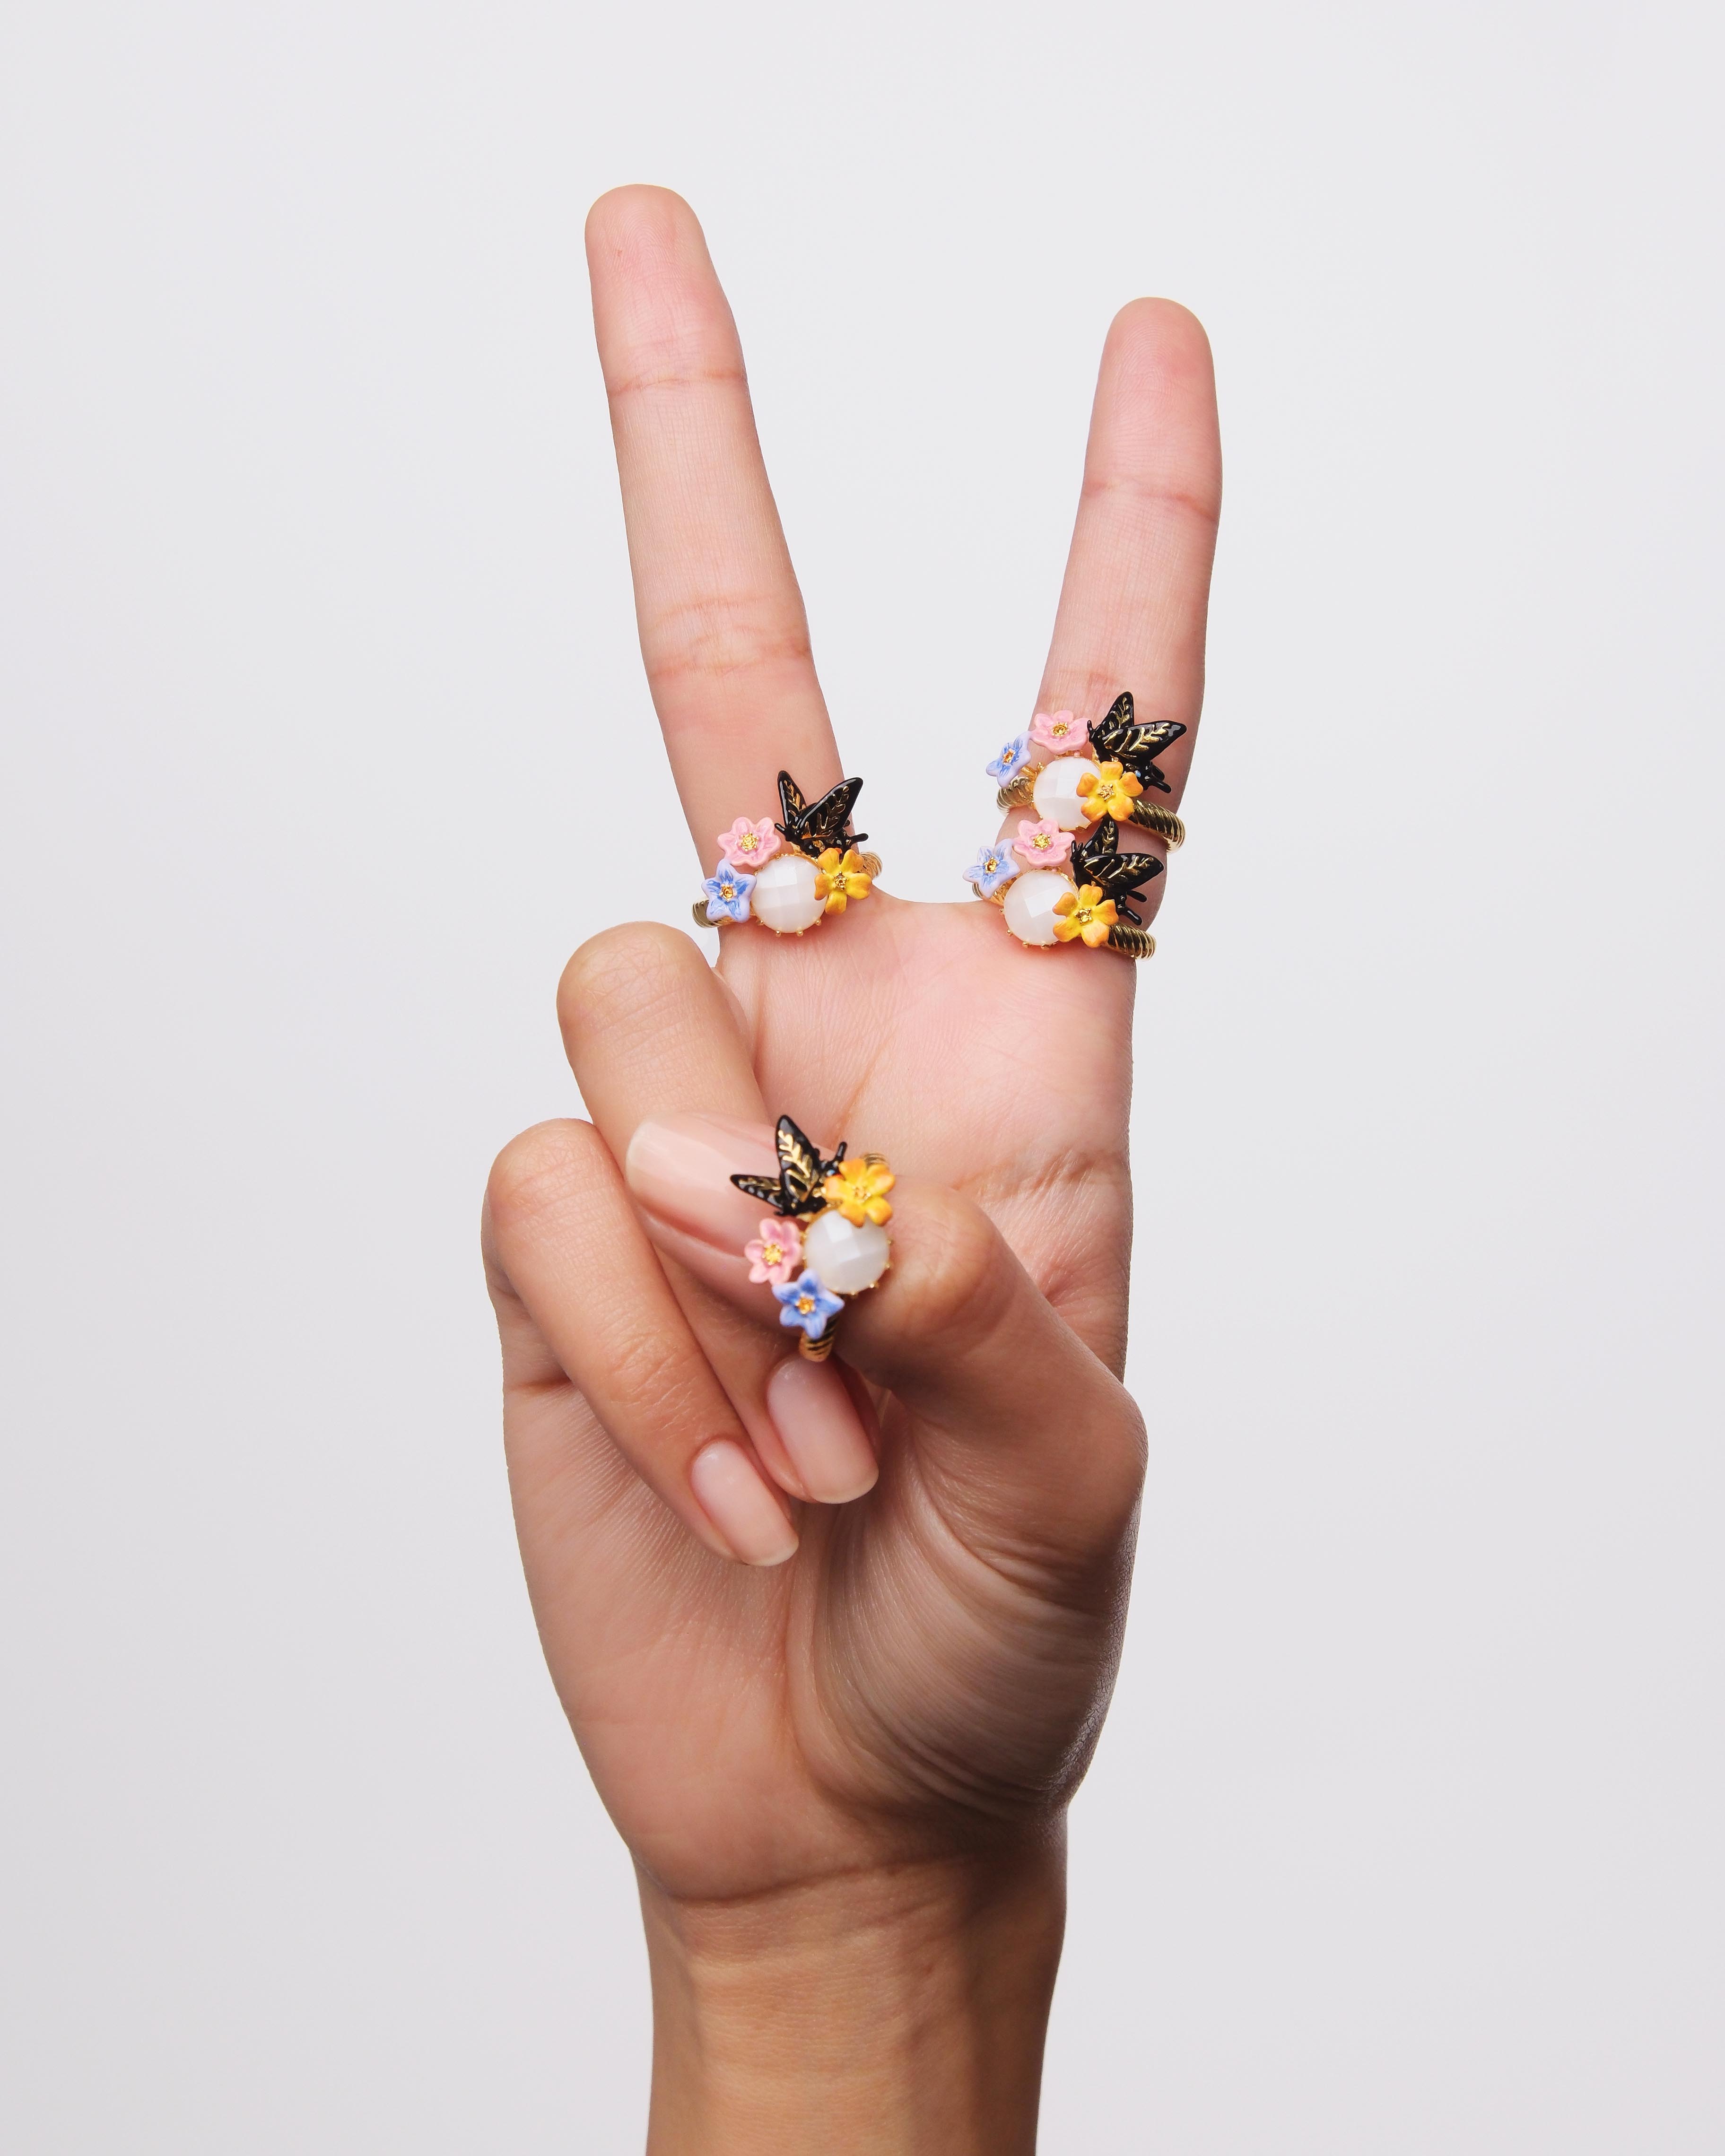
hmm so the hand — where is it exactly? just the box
[484,188,1220,2153]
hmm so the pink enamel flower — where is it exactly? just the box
[1013,817,1074,865]
[1029,709,1087,754]
[717,817,782,869]
[744,1217,802,1285]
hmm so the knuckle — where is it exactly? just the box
[640,589,811,689]
[485,1119,608,1234]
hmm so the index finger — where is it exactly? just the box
[586,186,842,855]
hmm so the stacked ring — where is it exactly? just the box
[731,1115,893,1362]
[695,771,882,937]
[962,692,1186,958]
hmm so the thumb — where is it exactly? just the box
[625,1113,1145,1556]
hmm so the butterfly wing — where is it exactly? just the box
[775,1114,833,1214]
[1085,693,1187,791]
[775,771,809,834]
[1087,690,1135,761]
[1113,718,1187,790]
[784,776,865,855]
[1071,818,1164,923]
[731,1118,847,1215]
[731,1171,793,1211]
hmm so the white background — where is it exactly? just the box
[2,2,1720,2147]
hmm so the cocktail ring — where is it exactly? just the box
[694,771,882,937]
[731,1114,893,1362]
[965,691,1185,958]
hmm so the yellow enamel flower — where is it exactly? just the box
[816,847,874,913]
[1076,759,1143,822]
[822,1153,895,1226]
[1053,883,1119,948]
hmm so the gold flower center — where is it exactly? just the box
[796,1294,815,1314]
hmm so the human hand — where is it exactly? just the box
[484,188,1219,2154]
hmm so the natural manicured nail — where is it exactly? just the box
[688,1439,799,1566]
[626,1112,784,1251]
[767,1356,877,1504]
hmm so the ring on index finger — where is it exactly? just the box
[694,769,883,938]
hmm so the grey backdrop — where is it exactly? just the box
[2,2,1720,2148]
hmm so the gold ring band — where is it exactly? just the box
[1105,923,1157,960]
[695,848,884,929]
[1126,800,1185,846]
[998,765,1185,847]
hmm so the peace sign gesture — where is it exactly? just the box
[484,186,1220,2152]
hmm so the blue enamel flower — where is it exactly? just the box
[773,1268,845,1341]
[963,843,1020,898]
[703,868,755,924]
[985,732,1032,781]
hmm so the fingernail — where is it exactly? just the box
[767,1356,878,1504]
[688,1440,800,1566]
[626,1112,789,1252]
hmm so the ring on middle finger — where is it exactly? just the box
[961,690,1185,958]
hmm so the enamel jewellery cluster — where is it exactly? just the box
[962,693,1186,957]
[732,1116,894,1362]
[697,772,881,937]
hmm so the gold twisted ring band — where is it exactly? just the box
[996,766,1185,847]
[976,879,1157,959]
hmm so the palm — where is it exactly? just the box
[509,895,1136,1899]
[491,189,1218,1908]
[732,894,1136,1351]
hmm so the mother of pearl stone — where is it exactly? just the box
[749,850,826,934]
[804,1209,891,1295]
[1002,868,1076,948]
[1031,754,1103,831]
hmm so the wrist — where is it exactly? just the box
[640,1834,1067,2156]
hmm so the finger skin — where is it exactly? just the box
[586,186,842,854]
[556,922,819,1497]
[623,1112,1146,1555]
[484,1117,795,1564]
[1024,300,1222,917]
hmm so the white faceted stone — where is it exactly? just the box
[1002,868,1076,948]
[1031,755,1103,831]
[804,1209,892,1295]
[750,851,825,934]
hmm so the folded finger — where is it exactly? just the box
[557,922,879,1506]
[625,1112,1146,1559]
[484,1117,801,1567]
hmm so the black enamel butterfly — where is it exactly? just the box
[775,771,866,858]
[1086,691,1186,794]
[1069,816,1165,926]
[730,1114,847,1219]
